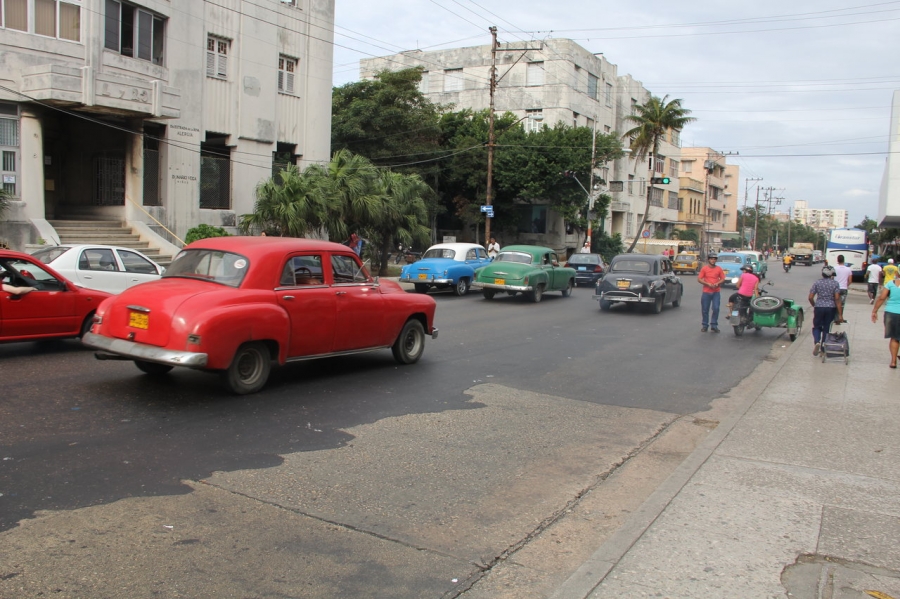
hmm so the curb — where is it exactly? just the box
[549,328,806,599]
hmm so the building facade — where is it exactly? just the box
[360,38,680,251]
[792,200,848,231]
[677,148,738,250]
[0,0,334,249]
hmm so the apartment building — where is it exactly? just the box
[360,38,680,250]
[0,0,334,248]
[677,148,738,248]
[793,200,848,231]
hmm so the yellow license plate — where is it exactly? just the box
[494,278,505,285]
[418,273,427,280]
[617,280,630,289]
[129,312,149,329]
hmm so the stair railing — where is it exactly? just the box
[125,194,185,247]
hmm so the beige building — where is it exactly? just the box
[360,38,680,250]
[0,0,335,250]
[677,148,738,250]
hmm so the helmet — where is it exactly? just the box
[706,253,717,260]
[821,266,836,278]
[740,265,753,272]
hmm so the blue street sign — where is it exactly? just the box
[480,205,491,212]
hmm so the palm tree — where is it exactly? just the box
[366,169,433,275]
[240,165,336,237]
[623,95,695,253]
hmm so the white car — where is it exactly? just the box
[29,244,164,294]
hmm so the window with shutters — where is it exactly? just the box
[587,73,598,100]
[443,68,463,92]
[526,62,544,86]
[278,55,297,95]
[0,103,19,197]
[206,35,229,79]
[104,0,164,64]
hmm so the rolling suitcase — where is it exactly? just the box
[820,327,849,364]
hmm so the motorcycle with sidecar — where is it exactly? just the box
[730,280,804,341]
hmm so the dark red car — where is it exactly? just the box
[83,237,439,394]
[0,250,111,342]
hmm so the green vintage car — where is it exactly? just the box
[474,245,576,303]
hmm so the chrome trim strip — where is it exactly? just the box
[126,305,151,313]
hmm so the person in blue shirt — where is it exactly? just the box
[872,271,900,368]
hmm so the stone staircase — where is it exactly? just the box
[48,220,174,268]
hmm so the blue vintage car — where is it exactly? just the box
[399,243,492,295]
[716,252,756,287]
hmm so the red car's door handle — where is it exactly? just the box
[282,295,295,300]
[335,291,347,296]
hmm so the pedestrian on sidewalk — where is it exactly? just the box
[884,258,899,286]
[809,265,844,356]
[865,260,883,304]
[834,254,853,308]
[871,275,900,368]
[697,253,726,333]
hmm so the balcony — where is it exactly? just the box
[21,64,180,119]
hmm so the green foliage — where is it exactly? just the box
[437,109,624,237]
[0,187,10,220]
[622,96,695,253]
[332,68,442,178]
[672,228,699,243]
[592,232,624,263]
[185,224,231,244]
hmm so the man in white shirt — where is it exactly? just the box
[865,260,883,304]
[580,241,591,254]
[833,254,853,307]
[487,237,500,259]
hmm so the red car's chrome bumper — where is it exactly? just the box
[83,332,208,368]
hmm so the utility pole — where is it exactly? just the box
[484,26,498,244]
[741,177,763,250]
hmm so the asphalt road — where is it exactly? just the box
[0,264,817,598]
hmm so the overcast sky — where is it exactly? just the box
[330,1,900,228]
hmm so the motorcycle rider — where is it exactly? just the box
[725,264,760,319]
[783,254,793,272]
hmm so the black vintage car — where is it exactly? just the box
[592,254,683,313]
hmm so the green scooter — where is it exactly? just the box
[731,281,804,341]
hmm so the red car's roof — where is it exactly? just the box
[187,236,352,258]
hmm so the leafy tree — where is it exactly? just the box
[437,109,624,240]
[185,224,231,244]
[332,68,442,178]
[592,232,624,263]
[672,228,699,243]
[623,95,695,253]
[0,187,10,220]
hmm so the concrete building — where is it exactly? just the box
[677,148,738,251]
[878,89,900,227]
[0,0,334,250]
[792,200,848,231]
[360,38,680,251]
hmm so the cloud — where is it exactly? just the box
[843,188,875,198]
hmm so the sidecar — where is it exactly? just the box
[750,295,804,341]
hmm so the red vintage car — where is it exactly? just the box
[0,250,111,342]
[83,237,439,394]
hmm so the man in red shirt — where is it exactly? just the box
[697,253,726,333]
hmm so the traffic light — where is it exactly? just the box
[650,177,671,184]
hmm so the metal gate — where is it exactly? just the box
[143,148,160,206]
[200,154,230,209]
[94,154,125,206]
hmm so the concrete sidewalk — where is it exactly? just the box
[553,291,900,599]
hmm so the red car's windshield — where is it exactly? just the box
[163,249,249,287]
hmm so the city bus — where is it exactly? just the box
[825,228,869,280]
